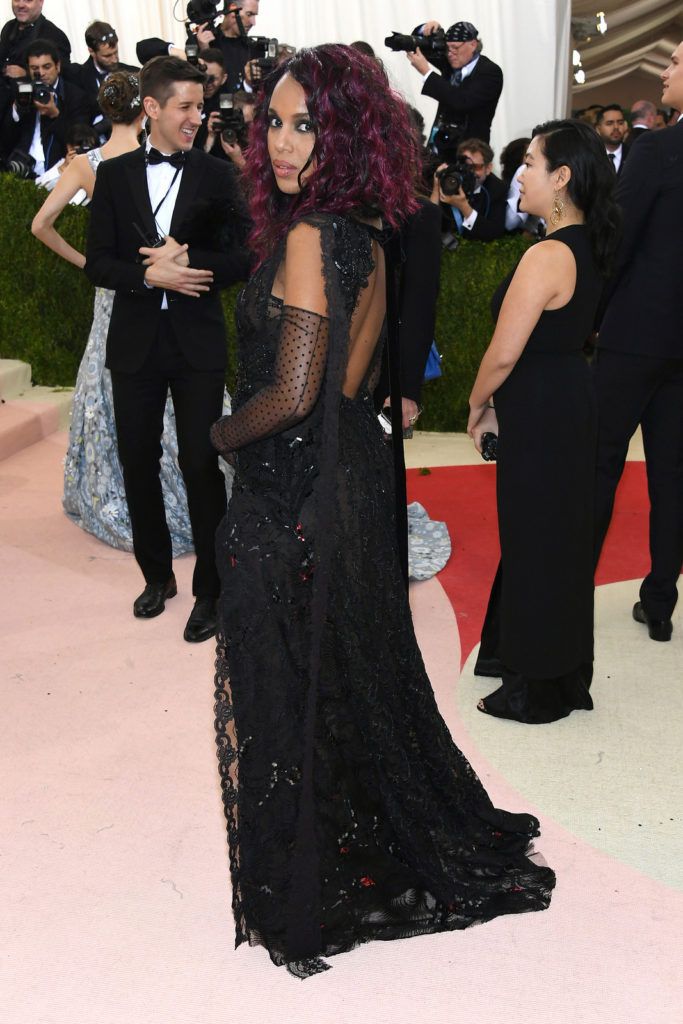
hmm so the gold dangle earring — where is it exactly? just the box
[550,190,565,226]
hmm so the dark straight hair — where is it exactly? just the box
[139,56,206,107]
[25,39,61,65]
[532,118,621,277]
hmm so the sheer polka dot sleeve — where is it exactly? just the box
[210,305,330,456]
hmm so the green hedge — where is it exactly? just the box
[0,174,529,431]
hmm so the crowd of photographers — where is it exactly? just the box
[1,1,680,246]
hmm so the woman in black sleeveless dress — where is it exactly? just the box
[468,121,620,723]
[210,47,555,977]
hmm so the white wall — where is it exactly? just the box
[41,0,571,163]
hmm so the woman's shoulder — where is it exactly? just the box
[518,233,579,270]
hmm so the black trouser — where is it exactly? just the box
[110,314,226,597]
[594,347,683,620]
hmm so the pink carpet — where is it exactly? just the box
[2,432,681,1024]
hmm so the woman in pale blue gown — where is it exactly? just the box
[31,72,209,553]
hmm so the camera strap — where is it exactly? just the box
[151,165,182,221]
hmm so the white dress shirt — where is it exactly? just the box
[422,53,479,85]
[145,141,185,309]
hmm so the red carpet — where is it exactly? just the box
[407,462,650,665]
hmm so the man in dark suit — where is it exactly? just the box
[432,137,507,242]
[65,21,137,123]
[406,20,503,156]
[595,104,629,176]
[8,38,89,174]
[193,0,259,92]
[629,99,657,141]
[594,42,683,642]
[0,0,70,154]
[85,56,250,642]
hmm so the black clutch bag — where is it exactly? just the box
[480,431,498,462]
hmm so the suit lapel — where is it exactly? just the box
[170,148,205,236]
[124,147,157,239]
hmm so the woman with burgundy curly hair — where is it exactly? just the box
[210,44,555,978]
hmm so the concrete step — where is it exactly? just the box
[0,359,32,402]
[0,360,73,462]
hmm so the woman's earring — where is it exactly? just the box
[550,190,565,226]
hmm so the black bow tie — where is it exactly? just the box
[147,148,186,168]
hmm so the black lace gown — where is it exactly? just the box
[211,213,555,977]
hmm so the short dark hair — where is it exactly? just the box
[85,21,118,52]
[66,123,99,150]
[25,39,61,65]
[458,138,494,164]
[200,48,224,67]
[596,104,624,123]
[140,56,205,107]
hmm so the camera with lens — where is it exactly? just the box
[385,28,447,58]
[3,147,35,178]
[246,35,278,61]
[186,0,223,24]
[436,157,478,198]
[31,80,52,105]
[215,93,249,147]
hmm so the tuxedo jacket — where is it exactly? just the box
[598,121,683,358]
[416,44,503,144]
[375,198,442,406]
[14,76,90,170]
[462,172,507,241]
[85,146,251,373]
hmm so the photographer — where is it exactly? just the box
[406,20,502,157]
[34,120,98,193]
[193,0,259,91]
[243,41,294,91]
[66,22,138,123]
[194,47,228,154]
[430,138,506,242]
[0,0,70,152]
[217,90,253,170]
[6,38,89,177]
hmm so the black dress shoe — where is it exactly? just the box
[133,575,177,618]
[183,597,218,643]
[632,601,672,642]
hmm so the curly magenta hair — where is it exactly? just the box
[245,44,421,261]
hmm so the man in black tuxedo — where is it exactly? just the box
[65,21,137,125]
[595,104,629,176]
[407,20,503,155]
[594,42,683,642]
[432,137,507,242]
[85,56,250,641]
[8,38,89,174]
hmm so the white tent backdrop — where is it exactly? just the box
[44,0,571,165]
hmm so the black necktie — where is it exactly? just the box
[451,68,463,86]
[608,152,616,173]
[147,148,186,168]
